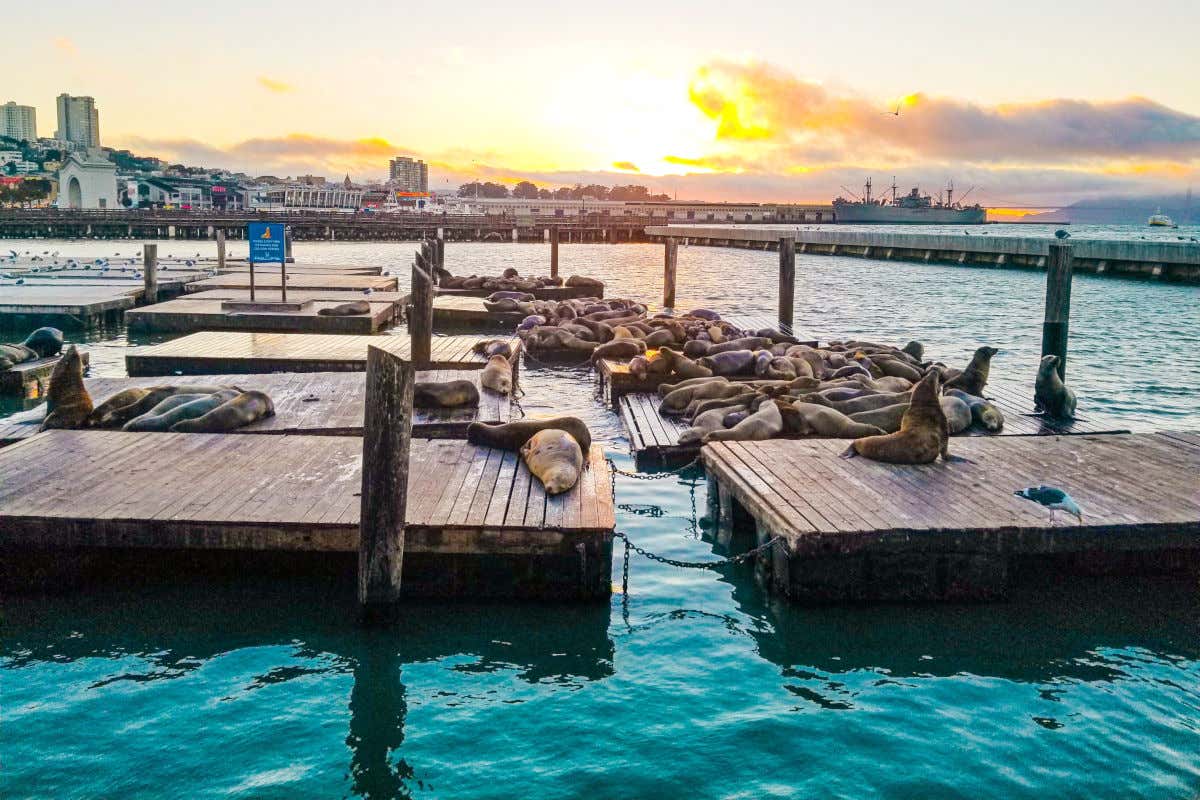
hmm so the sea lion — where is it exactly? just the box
[590,339,646,363]
[682,340,711,358]
[657,348,712,379]
[902,341,924,361]
[317,301,371,316]
[629,353,671,381]
[789,402,887,439]
[39,345,93,430]
[940,395,973,434]
[1034,354,1077,419]
[686,390,757,421]
[800,390,910,415]
[706,337,773,356]
[22,327,64,358]
[945,388,1006,432]
[468,416,592,454]
[698,349,756,377]
[641,329,677,348]
[488,291,534,303]
[483,298,521,313]
[658,376,726,397]
[677,407,735,445]
[843,371,948,463]
[944,346,999,396]
[872,356,924,382]
[704,399,782,442]
[502,267,520,279]
[566,275,604,292]
[471,339,514,359]
[123,389,241,432]
[520,429,584,495]
[480,355,513,395]
[170,391,276,433]
[86,387,151,427]
[413,380,481,408]
[96,385,236,428]
[660,381,748,415]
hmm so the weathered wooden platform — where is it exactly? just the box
[184,273,398,293]
[125,297,399,334]
[0,284,139,323]
[0,432,615,599]
[0,370,511,444]
[621,383,1131,467]
[701,433,1200,603]
[126,331,521,376]
[0,350,91,397]
[438,284,602,300]
[214,262,385,276]
[183,288,409,306]
[433,295,524,329]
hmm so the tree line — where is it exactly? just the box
[457,181,671,202]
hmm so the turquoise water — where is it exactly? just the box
[3,239,1199,798]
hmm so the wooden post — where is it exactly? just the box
[435,234,445,272]
[358,345,414,619]
[142,244,158,304]
[778,236,795,329]
[410,243,433,366]
[1041,243,1073,380]
[216,229,226,271]
[550,226,560,279]
[663,237,678,309]
[284,226,294,262]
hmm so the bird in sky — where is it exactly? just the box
[883,104,901,116]
[1015,486,1083,524]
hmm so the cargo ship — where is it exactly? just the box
[833,178,987,224]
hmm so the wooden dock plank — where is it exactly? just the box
[433,295,524,330]
[125,297,399,335]
[185,273,398,293]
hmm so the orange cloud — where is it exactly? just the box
[52,37,77,55]
[612,161,640,172]
[257,76,294,94]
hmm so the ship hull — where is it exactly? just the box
[833,206,987,224]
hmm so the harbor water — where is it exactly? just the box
[3,238,1199,798]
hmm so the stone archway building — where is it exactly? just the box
[55,150,118,209]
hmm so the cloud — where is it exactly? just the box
[53,37,77,55]
[611,161,640,172]
[120,134,408,178]
[257,76,294,94]
[687,60,1200,165]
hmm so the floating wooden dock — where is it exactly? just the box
[701,432,1200,603]
[183,288,409,306]
[126,331,521,376]
[0,351,91,397]
[125,297,400,334]
[184,273,398,293]
[621,382,1131,467]
[433,295,524,329]
[0,370,512,445]
[437,284,602,300]
[0,284,140,324]
[0,431,615,599]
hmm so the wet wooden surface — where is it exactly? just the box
[185,273,398,293]
[125,297,399,334]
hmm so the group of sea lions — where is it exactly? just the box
[468,417,591,494]
[435,263,605,295]
[37,344,275,434]
[0,327,64,370]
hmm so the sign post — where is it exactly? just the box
[248,221,286,303]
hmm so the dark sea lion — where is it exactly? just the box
[682,339,710,358]
[704,400,782,442]
[480,354,513,395]
[413,380,481,408]
[468,417,592,454]
[706,337,773,356]
[872,356,924,382]
[661,381,749,415]
[698,349,756,377]
[488,291,535,303]
[502,267,520,279]
[641,329,677,348]
[944,346,999,396]
[317,301,371,316]
[843,371,948,463]
[98,385,237,428]
[590,339,646,363]
[801,390,910,415]
[22,327,64,358]
[124,390,240,432]
[170,391,276,433]
[86,387,151,427]
[39,345,92,430]
[484,298,521,313]
[1033,354,1077,418]
[566,275,605,292]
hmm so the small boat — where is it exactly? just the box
[1148,208,1174,226]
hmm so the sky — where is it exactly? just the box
[9,0,1200,208]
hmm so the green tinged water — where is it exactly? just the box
[3,239,1199,798]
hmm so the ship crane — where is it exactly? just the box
[955,185,978,206]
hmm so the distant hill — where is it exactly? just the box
[1025,193,1196,225]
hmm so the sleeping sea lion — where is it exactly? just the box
[480,354,513,395]
[170,391,275,433]
[413,380,481,408]
[698,349,756,377]
[39,345,92,430]
[317,301,371,316]
[704,400,782,442]
[520,429,584,495]
[471,339,514,359]
[677,407,735,445]
[566,275,605,292]
[660,381,748,415]
[591,339,646,364]
[843,371,948,463]
[123,389,241,432]
[944,388,1006,432]
[657,348,712,379]
[86,387,152,427]
[97,385,237,428]
[468,417,592,454]
[788,402,887,439]
[1033,354,1076,419]
[944,346,999,396]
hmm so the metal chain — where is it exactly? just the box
[607,455,700,480]
[614,530,782,571]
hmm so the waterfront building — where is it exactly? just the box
[55,94,101,148]
[256,185,365,210]
[55,150,117,209]
[389,156,428,193]
[1,102,37,141]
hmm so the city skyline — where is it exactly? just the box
[9,0,1200,207]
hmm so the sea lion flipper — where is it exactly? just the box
[839,444,859,459]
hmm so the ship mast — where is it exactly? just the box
[891,176,898,205]
[946,180,954,208]
[864,177,873,204]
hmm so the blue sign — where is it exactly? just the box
[248,222,286,263]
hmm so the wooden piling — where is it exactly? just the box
[358,345,414,618]
[142,244,158,305]
[284,226,294,262]
[410,243,434,366]
[1041,243,1073,380]
[550,226,560,279]
[216,230,226,271]
[778,236,795,329]
[663,237,678,309]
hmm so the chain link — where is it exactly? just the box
[607,455,700,480]
[614,530,782,572]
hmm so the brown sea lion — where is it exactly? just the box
[317,301,371,316]
[590,339,646,363]
[704,399,782,442]
[902,341,924,361]
[698,349,756,377]
[944,388,1005,432]
[566,275,604,292]
[468,416,592,454]
[843,371,948,463]
[123,390,241,432]
[944,346,999,396]
[171,391,276,433]
[1033,354,1077,419]
[97,385,237,428]
[872,356,924,382]
[520,429,584,495]
[661,380,748,415]
[657,348,713,380]
[413,380,481,408]
[480,354,513,395]
[641,329,677,348]
[471,339,514,359]
[800,391,910,415]
[788,402,887,439]
[678,407,736,444]
[86,387,151,427]
[39,345,93,431]
[629,352,672,381]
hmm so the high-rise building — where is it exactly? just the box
[388,156,428,193]
[1,102,37,141]
[55,94,100,148]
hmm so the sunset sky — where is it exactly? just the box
[11,0,1200,206]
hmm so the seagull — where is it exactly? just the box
[1015,486,1083,524]
[883,104,901,116]
[15,278,24,285]
[1055,229,1071,240]
[362,287,374,296]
